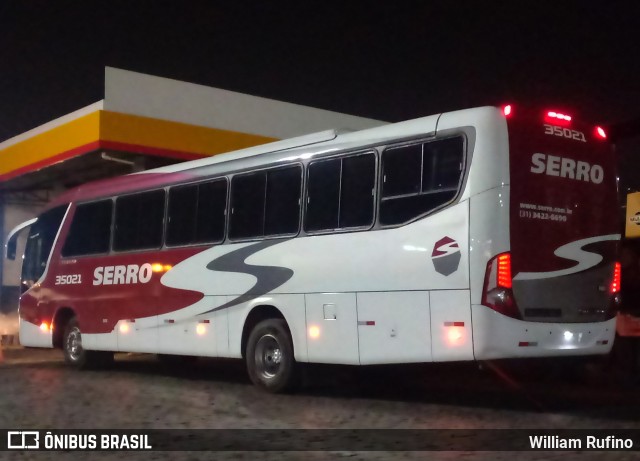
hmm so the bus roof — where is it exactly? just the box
[45,106,500,208]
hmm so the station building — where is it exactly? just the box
[0,67,384,337]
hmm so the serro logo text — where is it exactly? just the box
[93,263,153,286]
[530,153,603,184]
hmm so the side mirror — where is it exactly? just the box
[5,218,36,260]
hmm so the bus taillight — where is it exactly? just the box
[497,253,512,288]
[502,104,513,117]
[482,252,521,319]
[595,126,607,139]
[546,111,572,122]
[544,110,572,126]
[611,262,621,294]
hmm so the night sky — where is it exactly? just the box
[1,2,639,151]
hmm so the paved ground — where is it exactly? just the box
[0,346,639,461]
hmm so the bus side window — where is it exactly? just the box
[114,190,165,251]
[230,165,301,240]
[305,152,376,232]
[62,200,112,257]
[305,159,341,232]
[230,171,267,239]
[167,179,227,246]
[380,137,464,226]
[264,166,302,236]
[340,154,376,228]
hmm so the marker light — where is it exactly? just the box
[196,324,207,336]
[595,126,607,139]
[563,331,574,341]
[546,111,572,121]
[447,327,463,344]
[151,263,164,273]
[119,323,130,333]
[40,322,49,332]
[611,262,621,293]
[308,325,320,339]
[502,105,512,117]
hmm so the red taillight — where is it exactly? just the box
[611,262,621,293]
[546,111,572,121]
[595,126,607,139]
[497,253,512,289]
[482,252,521,319]
[502,104,513,117]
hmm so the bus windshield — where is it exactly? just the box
[21,205,67,293]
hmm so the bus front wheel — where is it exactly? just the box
[62,317,113,369]
[246,319,297,393]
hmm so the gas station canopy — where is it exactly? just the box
[0,67,384,196]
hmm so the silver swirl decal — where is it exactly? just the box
[513,233,620,281]
[200,239,293,314]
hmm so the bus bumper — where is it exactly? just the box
[471,304,616,359]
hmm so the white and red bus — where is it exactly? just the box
[7,105,620,392]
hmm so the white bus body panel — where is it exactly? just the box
[116,315,158,354]
[82,331,118,352]
[156,296,227,357]
[430,290,474,361]
[468,186,511,305]
[306,293,359,364]
[357,291,431,364]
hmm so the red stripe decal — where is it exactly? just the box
[444,321,465,327]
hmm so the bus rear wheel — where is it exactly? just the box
[246,319,297,393]
[62,317,113,369]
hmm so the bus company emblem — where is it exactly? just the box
[631,212,640,226]
[431,236,461,276]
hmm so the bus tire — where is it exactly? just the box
[246,318,297,393]
[62,317,113,369]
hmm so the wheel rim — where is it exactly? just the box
[66,326,83,362]
[254,334,283,379]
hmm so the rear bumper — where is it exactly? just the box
[472,304,615,359]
